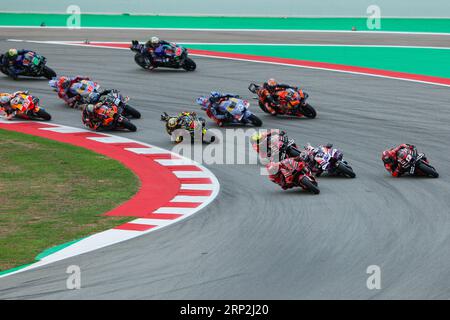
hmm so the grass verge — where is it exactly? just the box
[0,128,139,271]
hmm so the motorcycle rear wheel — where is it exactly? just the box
[300,176,320,194]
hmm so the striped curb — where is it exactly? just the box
[0,120,220,277]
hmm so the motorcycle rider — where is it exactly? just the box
[161,111,202,143]
[302,143,335,177]
[131,37,175,68]
[0,93,14,119]
[267,156,307,190]
[54,75,92,108]
[0,91,36,120]
[251,129,296,162]
[82,102,115,131]
[1,48,38,79]
[260,78,299,115]
[382,144,416,177]
[196,91,241,126]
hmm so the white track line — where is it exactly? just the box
[3,26,450,36]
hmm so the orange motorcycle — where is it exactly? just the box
[248,83,317,118]
[4,92,51,121]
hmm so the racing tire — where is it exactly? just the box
[248,114,263,127]
[300,176,320,194]
[182,57,196,71]
[122,118,137,132]
[36,109,52,121]
[124,105,141,119]
[134,53,150,69]
[301,103,317,119]
[337,161,356,178]
[42,66,57,80]
[417,161,439,178]
[258,101,270,114]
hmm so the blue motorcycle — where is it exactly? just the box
[198,97,263,127]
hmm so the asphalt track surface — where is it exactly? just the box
[2,27,450,47]
[0,30,450,299]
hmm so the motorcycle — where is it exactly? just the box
[82,103,137,132]
[130,41,196,71]
[49,78,101,108]
[98,89,141,119]
[199,97,263,127]
[268,159,320,194]
[1,52,56,80]
[3,92,51,121]
[397,147,439,178]
[248,83,317,118]
[160,112,215,144]
[306,144,356,178]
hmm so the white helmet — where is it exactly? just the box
[0,95,11,105]
[86,104,95,113]
[151,36,160,45]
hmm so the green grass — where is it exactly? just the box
[0,129,139,271]
[0,13,449,33]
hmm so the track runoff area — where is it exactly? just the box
[0,23,449,309]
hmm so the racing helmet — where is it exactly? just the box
[58,76,70,89]
[6,48,18,59]
[150,36,160,45]
[381,150,393,164]
[210,91,221,98]
[266,162,280,176]
[0,94,11,105]
[267,78,277,90]
[85,104,95,113]
[396,148,408,161]
[167,117,178,129]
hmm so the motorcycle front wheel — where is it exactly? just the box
[300,103,317,119]
[300,176,320,194]
[248,114,263,127]
[336,161,356,178]
[182,57,197,71]
[36,109,52,121]
[123,105,141,119]
[120,118,137,132]
[417,161,439,178]
[42,66,57,80]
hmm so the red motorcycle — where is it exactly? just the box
[397,147,439,178]
[248,83,317,118]
[267,158,320,194]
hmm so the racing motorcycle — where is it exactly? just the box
[160,112,215,144]
[248,83,317,118]
[397,147,439,178]
[199,97,263,127]
[130,41,196,71]
[2,92,51,121]
[98,89,141,119]
[82,103,137,132]
[305,144,356,178]
[49,77,101,108]
[268,159,320,194]
[49,78,141,118]
[0,52,56,80]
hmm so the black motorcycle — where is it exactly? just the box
[98,89,141,119]
[0,53,56,80]
[130,41,196,71]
